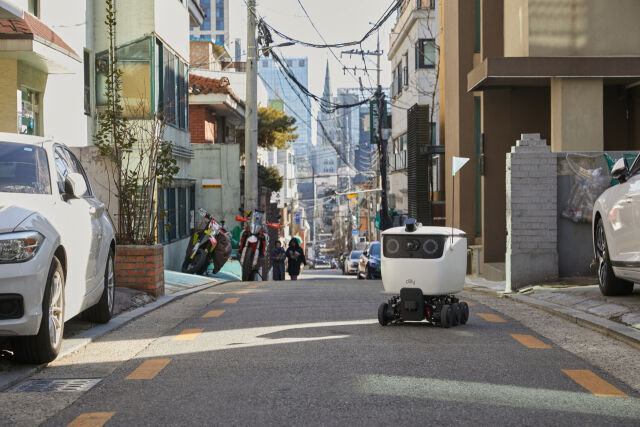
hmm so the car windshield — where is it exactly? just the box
[350,251,362,259]
[0,142,51,194]
[369,242,381,257]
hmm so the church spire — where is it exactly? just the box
[322,59,332,102]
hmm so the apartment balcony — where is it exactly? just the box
[389,0,436,55]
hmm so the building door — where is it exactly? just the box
[474,97,482,238]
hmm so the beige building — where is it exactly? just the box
[442,0,640,278]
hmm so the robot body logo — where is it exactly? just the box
[406,279,416,286]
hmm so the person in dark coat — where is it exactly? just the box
[286,239,306,280]
[270,240,286,281]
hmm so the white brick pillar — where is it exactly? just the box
[506,134,558,292]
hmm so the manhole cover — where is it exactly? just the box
[9,378,101,393]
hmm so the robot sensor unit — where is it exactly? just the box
[378,218,469,328]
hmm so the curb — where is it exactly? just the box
[0,279,229,392]
[464,284,640,350]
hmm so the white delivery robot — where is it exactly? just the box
[378,218,469,327]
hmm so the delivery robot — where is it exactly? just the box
[378,218,469,327]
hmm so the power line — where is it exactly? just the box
[262,0,401,49]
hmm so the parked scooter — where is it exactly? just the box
[236,210,280,281]
[182,208,232,275]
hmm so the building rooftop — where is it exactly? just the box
[189,74,244,106]
[0,12,78,58]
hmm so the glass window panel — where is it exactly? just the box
[167,188,176,241]
[163,47,176,124]
[84,50,91,115]
[178,187,187,237]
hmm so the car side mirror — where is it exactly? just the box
[611,157,630,183]
[63,173,87,200]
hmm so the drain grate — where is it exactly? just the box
[9,378,102,393]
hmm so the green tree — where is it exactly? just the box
[258,164,284,193]
[238,107,298,155]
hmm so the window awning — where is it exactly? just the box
[468,57,640,92]
[0,12,80,73]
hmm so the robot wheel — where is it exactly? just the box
[378,289,470,327]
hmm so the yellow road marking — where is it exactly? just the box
[510,334,551,349]
[563,370,628,397]
[125,358,172,380]
[477,313,506,323]
[172,328,204,341]
[67,412,115,427]
[222,298,239,304]
[247,285,259,289]
[202,309,225,318]
[236,290,252,294]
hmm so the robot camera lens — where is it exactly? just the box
[406,239,420,251]
[422,238,439,255]
[385,238,400,255]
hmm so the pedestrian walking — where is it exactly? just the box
[270,240,286,281]
[286,239,306,281]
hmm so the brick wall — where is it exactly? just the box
[189,105,217,144]
[505,133,558,291]
[115,245,164,297]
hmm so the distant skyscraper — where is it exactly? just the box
[191,0,228,45]
[259,57,312,165]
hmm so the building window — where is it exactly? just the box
[84,50,92,115]
[395,63,402,95]
[299,59,305,67]
[156,41,188,129]
[18,88,40,136]
[474,0,481,53]
[167,188,177,241]
[416,39,436,69]
[27,0,39,17]
[402,52,409,88]
[96,37,152,119]
[200,0,211,31]
[215,0,225,31]
[215,34,225,45]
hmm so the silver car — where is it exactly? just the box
[0,134,116,363]
[592,154,640,296]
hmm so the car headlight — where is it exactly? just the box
[0,231,45,263]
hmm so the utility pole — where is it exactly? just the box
[375,31,392,232]
[312,166,316,260]
[244,0,258,213]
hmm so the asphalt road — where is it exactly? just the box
[2,269,640,426]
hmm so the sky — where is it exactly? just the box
[231,0,395,98]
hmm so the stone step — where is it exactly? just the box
[484,262,506,282]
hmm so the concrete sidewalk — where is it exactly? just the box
[465,276,640,349]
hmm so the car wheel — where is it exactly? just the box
[357,271,364,280]
[84,249,115,324]
[12,256,65,364]
[596,219,634,296]
[366,267,374,280]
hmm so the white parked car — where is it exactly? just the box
[0,133,116,363]
[593,154,640,296]
[343,250,361,275]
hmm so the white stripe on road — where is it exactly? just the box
[354,374,640,419]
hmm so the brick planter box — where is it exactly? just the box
[115,244,164,297]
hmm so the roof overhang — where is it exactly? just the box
[468,57,640,92]
[188,0,205,27]
[189,93,246,125]
[0,0,22,19]
[0,13,80,73]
